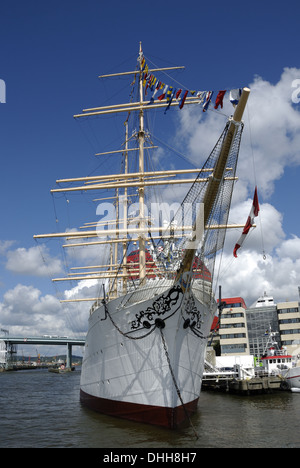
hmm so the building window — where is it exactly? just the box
[279,318,300,325]
[225,303,242,308]
[278,307,299,314]
[223,312,244,319]
[221,333,247,339]
[220,323,245,329]
[280,328,300,335]
[221,344,247,354]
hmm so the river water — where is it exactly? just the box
[0,368,299,449]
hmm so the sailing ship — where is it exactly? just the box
[34,44,250,429]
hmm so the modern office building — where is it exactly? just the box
[219,297,250,356]
[217,292,300,358]
[277,300,300,356]
[246,293,279,357]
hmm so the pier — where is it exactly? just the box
[202,350,289,394]
[202,373,286,394]
[202,363,288,394]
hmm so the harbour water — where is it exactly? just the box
[0,368,299,448]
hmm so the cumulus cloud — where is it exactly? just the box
[225,200,285,255]
[0,237,107,339]
[0,284,61,332]
[0,240,16,256]
[239,68,300,199]
[216,243,300,308]
[63,279,102,301]
[0,283,88,337]
[5,244,63,277]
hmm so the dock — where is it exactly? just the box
[202,374,287,394]
[202,349,289,394]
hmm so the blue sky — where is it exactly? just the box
[1,0,300,353]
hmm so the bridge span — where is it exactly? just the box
[0,335,86,369]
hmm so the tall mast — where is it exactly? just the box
[138,42,146,284]
[122,121,129,294]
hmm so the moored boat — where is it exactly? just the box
[48,364,75,374]
[257,328,293,377]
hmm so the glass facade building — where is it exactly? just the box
[246,305,280,357]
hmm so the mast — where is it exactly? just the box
[122,121,129,294]
[138,42,146,284]
[176,87,250,281]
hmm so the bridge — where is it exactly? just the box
[0,335,86,369]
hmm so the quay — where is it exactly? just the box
[202,373,287,394]
[202,348,289,395]
[0,362,81,372]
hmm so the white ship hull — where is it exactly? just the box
[285,366,300,392]
[80,280,216,428]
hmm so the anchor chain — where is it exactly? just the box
[159,328,199,440]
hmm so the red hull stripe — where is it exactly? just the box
[80,389,198,429]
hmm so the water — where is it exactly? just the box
[0,368,299,448]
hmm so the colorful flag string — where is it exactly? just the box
[138,53,244,113]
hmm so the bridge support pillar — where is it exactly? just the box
[66,343,72,369]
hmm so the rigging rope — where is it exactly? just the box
[247,104,266,260]
[143,54,187,91]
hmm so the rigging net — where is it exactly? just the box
[118,118,244,307]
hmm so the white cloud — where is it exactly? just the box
[0,237,109,340]
[0,284,60,331]
[0,283,88,356]
[0,240,16,256]
[225,200,285,256]
[239,68,300,199]
[216,246,300,308]
[0,283,88,337]
[63,279,102,300]
[214,201,300,306]
[275,235,300,259]
[65,241,110,267]
[5,244,63,277]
